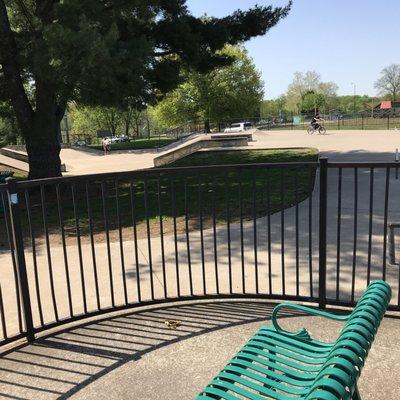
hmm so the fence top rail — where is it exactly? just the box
[5,161,400,190]
[14,161,319,189]
[327,162,400,168]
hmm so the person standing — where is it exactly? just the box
[102,137,111,155]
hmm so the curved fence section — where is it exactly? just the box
[1,160,400,353]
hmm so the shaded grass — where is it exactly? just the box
[0,166,28,181]
[1,148,318,247]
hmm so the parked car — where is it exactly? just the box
[73,140,87,147]
[224,122,253,133]
[109,135,129,144]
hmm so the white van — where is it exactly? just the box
[224,122,252,133]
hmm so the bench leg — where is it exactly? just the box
[352,385,362,400]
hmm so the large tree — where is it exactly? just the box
[285,71,338,114]
[260,96,287,118]
[375,64,400,102]
[0,1,291,179]
[70,103,147,140]
[153,46,264,129]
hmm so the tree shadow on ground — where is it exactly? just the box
[0,300,318,400]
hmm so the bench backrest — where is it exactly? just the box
[305,280,391,399]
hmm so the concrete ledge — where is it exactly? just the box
[154,137,248,167]
[210,132,253,141]
[0,147,28,163]
[0,147,67,172]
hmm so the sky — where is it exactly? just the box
[186,0,400,99]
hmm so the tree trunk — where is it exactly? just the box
[24,115,62,180]
[205,119,210,133]
[125,119,130,136]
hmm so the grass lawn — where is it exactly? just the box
[0,165,28,181]
[163,147,318,220]
[89,137,176,151]
[1,148,318,247]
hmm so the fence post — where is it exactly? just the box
[6,178,35,342]
[361,115,364,130]
[387,115,390,130]
[318,158,328,309]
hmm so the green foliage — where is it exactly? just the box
[285,71,338,114]
[260,96,287,117]
[70,105,124,137]
[2,0,291,109]
[69,104,152,141]
[265,70,380,117]
[0,101,20,146]
[153,46,264,127]
[334,95,380,113]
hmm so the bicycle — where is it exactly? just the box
[307,123,326,135]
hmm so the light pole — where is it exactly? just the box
[351,82,356,114]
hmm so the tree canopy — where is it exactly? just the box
[0,0,291,178]
[69,104,147,141]
[152,46,264,128]
[375,64,400,102]
[285,71,338,114]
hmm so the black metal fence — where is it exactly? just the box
[1,159,400,352]
[217,113,400,131]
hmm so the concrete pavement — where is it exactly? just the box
[0,301,398,399]
[58,129,400,175]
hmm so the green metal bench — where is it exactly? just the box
[196,281,391,400]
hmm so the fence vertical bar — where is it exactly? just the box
[266,170,272,295]
[1,191,23,332]
[382,168,390,281]
[367,168,374,285]
[280,169,285,295]
[351,169,358,303]
[184,177,193,296]
[252,172,258,294]
[6,178,35,342]
[336,168,342,301]
[211,176,219,294]
[225,173,232,294]
[198,175,206,295]
[318,158,328,309]
[157,177,167,299]
[308,167,314,298]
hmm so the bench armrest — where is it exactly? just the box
[271,303,350,339]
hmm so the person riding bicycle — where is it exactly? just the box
[310,115,322,131]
